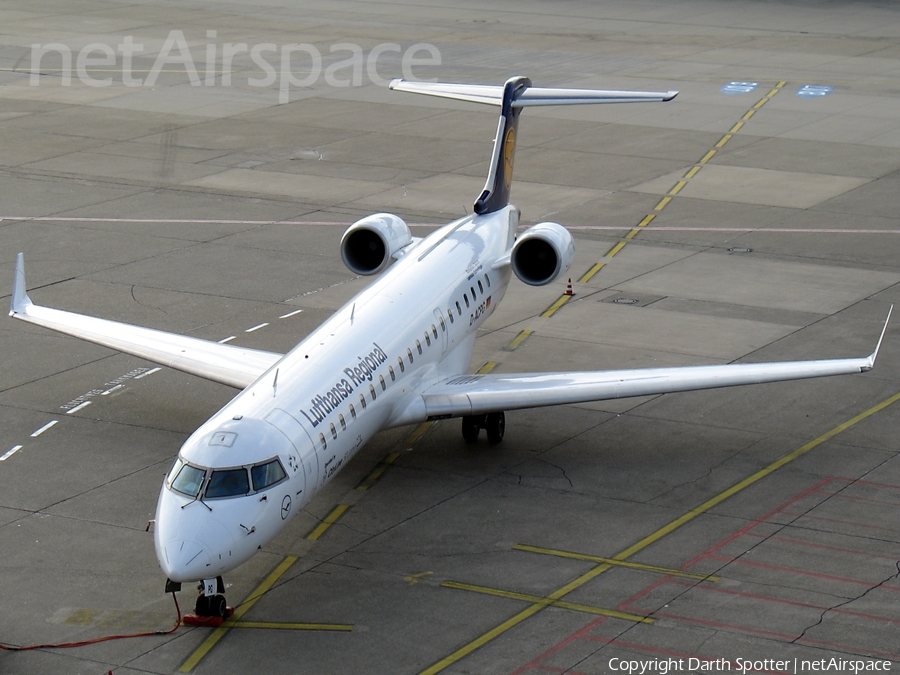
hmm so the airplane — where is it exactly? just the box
[8,76,890,622]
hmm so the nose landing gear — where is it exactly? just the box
[171,576,234,627]
[461,412,505,444]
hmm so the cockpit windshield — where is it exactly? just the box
[252,459,287,491]
[166,456,288,500]
[206,468,250,498]
[170,461,206,498]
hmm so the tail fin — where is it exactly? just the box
[390,77,677,215]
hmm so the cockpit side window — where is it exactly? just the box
[171,462,205,497]
[251,459,287,491]
[206,468,250,498]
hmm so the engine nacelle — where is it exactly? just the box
[340,213,412,275]
[510,222,575,286]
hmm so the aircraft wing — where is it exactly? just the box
[8,254,283,389]
[417,313,889,419]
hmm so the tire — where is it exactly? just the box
[462,416,480,443]
[210,595,227,618]
[485,412,505,444]
[194,595,210,616]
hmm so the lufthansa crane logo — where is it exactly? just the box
[281,494,291,519]
[503,126,516,190]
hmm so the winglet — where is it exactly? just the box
[10,252,32,316]
[863,304,892,371]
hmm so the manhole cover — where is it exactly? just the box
[728,247,753,253]
[613,297,640,305]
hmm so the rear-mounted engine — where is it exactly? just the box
[340,213,412,275]
[510,222,575,286]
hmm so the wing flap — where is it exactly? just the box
[9,254,282,389]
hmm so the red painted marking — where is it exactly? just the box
[509,477,900,675]
[705,553,900,590]
[776,511,899,534]
[743,532,900,562]
[628,578,900,625]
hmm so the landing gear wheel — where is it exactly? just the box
[485,412,505,444]
[188,576,231,621]
[194,593,227,617]
[208,594,227,618]
[194,594,210,616]
[462,416,480,443]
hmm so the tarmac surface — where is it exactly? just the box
[2,1,900,674]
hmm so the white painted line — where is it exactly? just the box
[0,445,23,461]
[101,384,124,396]
[31,420,58,437]
[0,216,441,228]
[279,308,304,319]
[218,335,237,344]
[134,367,161,380]
[245,323,269,333]
[67,401,92,414]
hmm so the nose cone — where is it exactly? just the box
[154,485,238,583]
[158,539,211,583]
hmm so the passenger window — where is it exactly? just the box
[349,404,356,419]
[425,332,431,347]
[456,301,461,315]
[330,423,337,439]
[464,294,469,308]
[339,414,346,430]
[398,356,405,372]
[369,384,376,400]
[407,348,414,364]
[319,433,327,449]
[360,393,367,409]
[484,273,491,288]
[379,374,386,391]
[471,286,477,299]
[448,310,454,324]
[478,280,483,293]
[416,339,422,354]
[206,468,249,498]
[171,462,205,497]
[439,316,446,331]
[389,366,396,381]
[432,324,438,339]
[251,460,286,491]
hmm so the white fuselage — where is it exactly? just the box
[154,206,519,583]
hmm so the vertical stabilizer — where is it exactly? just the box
[389,77,677,216]
[473,76,531,215]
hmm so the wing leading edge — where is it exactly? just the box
[416,310,890,419]
[9,254,283,389]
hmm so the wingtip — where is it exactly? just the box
[10,252,31,316]
[864,304,892,370]
[664,90,679,101]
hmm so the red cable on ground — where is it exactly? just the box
[0,592,182,652]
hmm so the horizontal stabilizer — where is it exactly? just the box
[389,79,677,107]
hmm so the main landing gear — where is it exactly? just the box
[168,577,234,627]
[462,412,505,444]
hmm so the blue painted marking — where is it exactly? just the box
[721,82,759,95]
[796,85,833,98]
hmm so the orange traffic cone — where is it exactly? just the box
[565,278,574,296]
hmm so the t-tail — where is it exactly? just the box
[389,76,678,215]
